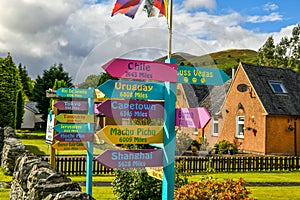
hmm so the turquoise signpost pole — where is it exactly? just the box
[162,58,176,200]
[86,87,94,196]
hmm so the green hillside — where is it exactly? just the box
[156,49,259,77]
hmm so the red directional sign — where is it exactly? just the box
[96,100,164,118]
[54,101,88,111]
[175,107,211,128]
[102,58,177,82]
[95,149,163,169]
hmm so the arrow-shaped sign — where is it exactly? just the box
[56,88,94,98]
[102,58,177,82]
[175,107,211,128]
[52,142,87,150]
[177,66,230,85]
[96,125,164,144]
[96,100,164,119]
[55,114,94,123]
[95,149,163,168]
[98,80,165,100]
[54,123,94,133]
[54,133,94,142]
[54,101,88,111]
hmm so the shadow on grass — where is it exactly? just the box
[24,145,46,155]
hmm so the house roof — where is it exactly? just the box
[199,79,232,115]
[241,63,300,115]
[25,102,40,114]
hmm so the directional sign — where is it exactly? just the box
[56,88,94,98]
[52,142,87,150]
[146,167,163,180]
[54,101,88,111]
[102,58,177,82]
[97,100,164,118]
[98,80,164,100]
[56,114,94,123]
[96,125,164,144]
[177,66,230,85]
[54,133,94,142]
[175,107,211,128]
[53,123,94,133]
[95,149,163,168]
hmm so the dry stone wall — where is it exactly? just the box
[0,127,95,200]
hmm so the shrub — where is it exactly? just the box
[174,178,254,200]
[214,140,238,154]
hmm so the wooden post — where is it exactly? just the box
[50,98,58,169]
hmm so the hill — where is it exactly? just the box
[156,49,259,77]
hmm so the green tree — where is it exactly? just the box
[32,64,72,126]
[0,53,23,128]
[18,64,33,101]
[97,72,116,86]
[15,90,24,129]
[258,23,300,72]
[78,74,101,88]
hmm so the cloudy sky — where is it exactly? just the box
[0,0,299,84]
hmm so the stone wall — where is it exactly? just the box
[0,127,95,200]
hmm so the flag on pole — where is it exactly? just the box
[154,0,168,17]
[111,0,143,19]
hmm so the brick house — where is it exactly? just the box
[202,63,300,155]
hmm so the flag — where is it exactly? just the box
[154,0,168,18]
[111,0,143,19]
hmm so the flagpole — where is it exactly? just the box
[167,0,173,59]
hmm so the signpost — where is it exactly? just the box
[56,88,94,98]
[54,100,88,111]
[96,125,164,144]
[102,58,177,82]
[95,149,163,168]
[52,142,87,150]
[53,123,94,133]
[175,107,211,128]
[98,80,164,100]
[177,66,230,85]
[55,114,94,123]
[54,133,94,142]
[97,99,164,118]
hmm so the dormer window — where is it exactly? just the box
[268,80,287,94]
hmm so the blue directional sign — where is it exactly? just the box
[54,123,94,133]
[98,80,165,100]
[177,66,230,85]
[56,88,94,98]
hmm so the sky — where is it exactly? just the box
[0,0,299,84]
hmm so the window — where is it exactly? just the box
[236,116,244,138]
[268,81,287,94]
[212,117,218,136]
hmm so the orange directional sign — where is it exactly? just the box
[55,114,94,123]
[96,125,164,144]
[146,167,163,180]
[52,142,86,150]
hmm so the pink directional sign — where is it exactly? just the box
[175,107,211,128]
[95,149,163,169]
[54,133,94,142]
[102,58,177,82]
[54,101,88,111]
[96,100,164,118]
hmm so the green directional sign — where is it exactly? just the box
[54,123,94,133]
[55,114,94,123]
[56,88,94,98]
[177,66,230,85]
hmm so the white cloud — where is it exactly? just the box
[263,2,278,11]
[183,0,216,11]
[247,12,283,23]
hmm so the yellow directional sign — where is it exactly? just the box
[146,167,163,180]
[52,142,86,151]
[55,114,94,123]
[96,125,164,144]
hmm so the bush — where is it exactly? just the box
[174,178,254,200]
[214,140,238,154]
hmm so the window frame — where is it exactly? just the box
[236,116,245,139]
[268,80,287,94]
[212,117,219,137]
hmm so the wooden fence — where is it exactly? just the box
[41,155,300,175]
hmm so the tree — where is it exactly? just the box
[97,72,117,86]
[18,64,33,101]
[32,64,72,126]
[258,23,300,72]
[15,90,24,129]
[0,53,23,128]
[78,74,101,88]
